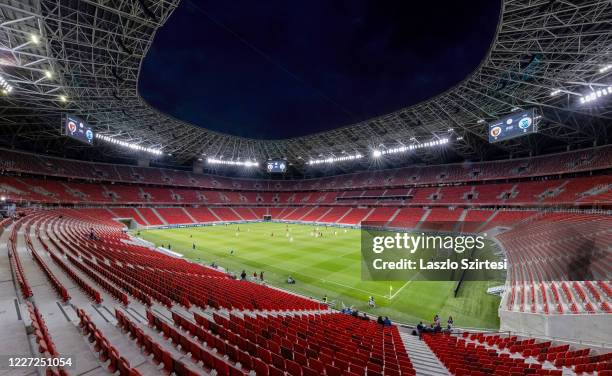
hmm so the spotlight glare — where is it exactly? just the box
[206,158,258,167]
[307,153,363,166]
[580,87,611,104]
[0,74,13,93]
[372,137,449,158]
[95,134,163,155]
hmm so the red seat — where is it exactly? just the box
[325,364,342,376]
[309,358,325,374]
[257,347,272,363]
[252,358,269,376]
[162,351,174,374]
[214,357,230,376]
[286,360,302,376]
[302,366,318,376]
[269,366,284,376]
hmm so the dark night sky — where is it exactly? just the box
[139,0,500,139]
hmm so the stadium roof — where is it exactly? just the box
[0,0,611,175]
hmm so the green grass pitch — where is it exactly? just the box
[136,222,501,328]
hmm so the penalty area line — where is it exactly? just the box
[388,272,420,300]
[389,280,411,300]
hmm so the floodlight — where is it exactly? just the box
[206,158,259,167]
[599,64,612,73]
[0,75,13,93]
[307,153,363,165]
[579,87,612,104]
[96,134,163,155]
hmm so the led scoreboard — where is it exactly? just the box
[64,115,94,145]
[488,108,537,143]
[266,159,287,173]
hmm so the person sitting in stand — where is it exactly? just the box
[377,316,384,325]
[416,321,425,339]
[433,321,442,333]
[383,316,392,326]
[240,270,247,280]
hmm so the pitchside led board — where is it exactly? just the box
[266,159,287,173]
[64,115,94,145]
[488,108,537,143]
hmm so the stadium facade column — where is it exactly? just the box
[193,160,204,174]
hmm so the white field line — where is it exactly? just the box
[389,272,421,300]
[389,280,412,300]
[321,278,389,299]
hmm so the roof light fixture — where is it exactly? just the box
[96,134,163,155]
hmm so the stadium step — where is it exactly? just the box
[182,207,198,223]
[385,207,402,226]
[230,207,244,220]
[415,208,432,230]
[453,209,469,231]
[150,207,168,225]
[400,331,450,376]
[134,208,152,226]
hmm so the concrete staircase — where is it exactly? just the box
[182,208,198,223]
[415,208,432,230]
[400,330,449,376]
[385,207,402,227]
[149,207,168,225]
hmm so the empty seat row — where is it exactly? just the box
[76,308,143,376]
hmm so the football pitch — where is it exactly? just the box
[136,222,502,328]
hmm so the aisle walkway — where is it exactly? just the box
[400,329,450,376]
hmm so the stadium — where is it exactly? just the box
[0,0,610,375]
